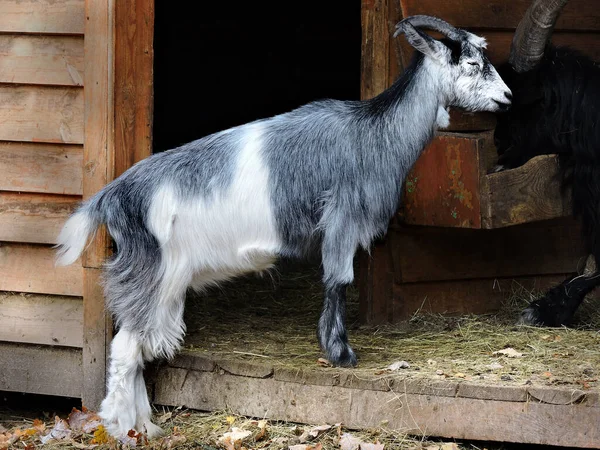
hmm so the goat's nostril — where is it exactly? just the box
[505,91,513,101]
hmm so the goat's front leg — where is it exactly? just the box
[318,224,358,367]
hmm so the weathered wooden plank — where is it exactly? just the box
[398,31,600,69]
[0,343,82,397]
[393,218,584,283]
[155,367,600,448]
[360,0,390,100]
[114,0,154,177]
[0,0,84,35]
[0,293,82,347]
[392,274,574,322]
[399,0,600,32]
[0,243,83,296]
[403,133,486,228]
[81,0,115,410]
[0,35,84,86]
[0,86,84,144]
[82,268,111,410]
[0,192,79,244]
[484,155,572,229]
[0,142,83,195]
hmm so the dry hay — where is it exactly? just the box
[183,260,600,390]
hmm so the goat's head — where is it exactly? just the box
[395,15,512,113]
[494,0,569,169]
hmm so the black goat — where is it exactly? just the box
[494,45,600,326]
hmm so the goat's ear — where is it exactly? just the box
[400,22,448,62]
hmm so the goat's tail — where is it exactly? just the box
[55,192,107,267]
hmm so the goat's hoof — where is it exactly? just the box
[327,346,358,368]
[517,306,544,327]
[142,421,164,440]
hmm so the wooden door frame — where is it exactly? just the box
[83,0,154,409]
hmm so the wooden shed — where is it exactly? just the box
[0,0,153,409]
[2,0,600,447]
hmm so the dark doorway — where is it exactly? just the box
[153,1,361,151]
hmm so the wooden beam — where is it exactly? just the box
[0,293,83,347]
[0,142,83,196]
[0,192,79,244]
[360,0,390,100]
[0,86,84,144]
[399,0,600,32]
[82,0,115,410]
[114,0,154,177]
[0,35,84,86]
[0,343,82,397]
[0,0,84,35]
[155,364,600,448]
[0,243,83,296]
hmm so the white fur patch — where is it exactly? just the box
[55,211,93,266]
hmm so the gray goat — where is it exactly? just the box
[56,15,511,438]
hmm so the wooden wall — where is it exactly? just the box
[359,0,600,324]
[0,0,85,398]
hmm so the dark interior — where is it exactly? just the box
[153,1,361,152]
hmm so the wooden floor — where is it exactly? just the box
[153,351,600,449]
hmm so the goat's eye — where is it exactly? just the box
[467,61,480,68]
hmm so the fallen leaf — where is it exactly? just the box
[23,444,35,450]
[32,419,46,434]
[68,408,102,433]
[299,424,332,442]
[543,371,553,378]
[218,428,251,450]
[158,411,173,425]
[361,443,385,450]
[317,358,332,367]
[160,431,187,449]
[488,362,503,370]
[440,444,459,450]
[339,432,362,450]
[226,416,236,426]
[289,444,323,450]
[386,361,410,371]
[90,425,110,445]
[454,373,465,378]
[40,417,72,444]
[254,419,268,441]
[493,348,523,358]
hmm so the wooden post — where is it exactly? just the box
[82,0,154,408]
[82,0,115,409]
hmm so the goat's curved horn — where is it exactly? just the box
[509,0,569,73]
[394,15,462,40]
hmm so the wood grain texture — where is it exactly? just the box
[0,86,83,144]
[82,268,111,410]
[0,142,83,195]
[114,0,154,177]
[83,0,114,269]
[0,293,82,347]
[484,155,571,228]
[393,218,584,283]
[399,0,600,31]
[360,0,390,100]
[402,133,486,228]
[0,35,84,86]
[0,243,83,296]
[0,192,79,244]
[0,343,82,397]
[81,0,115,411]
[0,0,84,35]
[155,367,600,448]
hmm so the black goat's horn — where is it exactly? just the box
[394,15,462,41]
[509,0,569,73]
